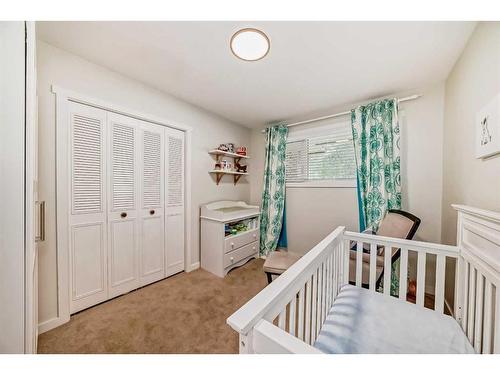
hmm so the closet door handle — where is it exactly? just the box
[35,201,45,242]
[150,209,155,215]
[120,212,127,218]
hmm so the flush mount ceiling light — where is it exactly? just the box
[230,28,270,61]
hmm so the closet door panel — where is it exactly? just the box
[71,224,106,301]
[141,217,164,280]
[68,102,108,313]
[107,113,139,298]
[166,213,184,276]
[165,127,185,276]
[109,218,137,294]
[138,122,165,286]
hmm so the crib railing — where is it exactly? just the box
[227,226,347,353]
[344,231,460,314]
[454,205,500,354]
[227,210,500,353]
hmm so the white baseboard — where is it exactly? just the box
[186,262,200,272]
[38,315,69,334]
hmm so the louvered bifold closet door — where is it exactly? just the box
[107,113,140,298]
[68,102,108,313]
[165,127,185,276]
[138,120,165,286]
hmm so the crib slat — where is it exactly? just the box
[416,251,426,306]
[399,247,408,301]
[494,286,500,354]
[467,266,476,342]
[462,261,470,331]
[332,248,341,302]
[319,262,325,326]
[317,265,323,338]
[356,241,363,287]
[289,295,296,336]
[325,253,334,316]
[482,280,492,354]
[343,239,350,285]
[311,270,318,343]
[369,243,377,290]
[383,246,391,295]
[328,253,333,309]
[473,273,484,353]
[278,308,286,330]
[335,247,340,295]
[297,286,305,341]
[435,254,446,313]
[305,278,312,345]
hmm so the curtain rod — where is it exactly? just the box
[261,94,422,133]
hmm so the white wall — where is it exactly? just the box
[0,21,26,353]
[250,84,446,256]
[36,40,252,327]
[442,22,500,245]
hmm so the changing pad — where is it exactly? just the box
[314,284,474,354]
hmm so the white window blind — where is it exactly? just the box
[285,121,356,185]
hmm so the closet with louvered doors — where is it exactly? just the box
[66,101,185,314]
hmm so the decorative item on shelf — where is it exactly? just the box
[217,143,235,153]
[217,143,230,152]
[235,160,247,173]
[221,159,232,171]
[236,146,247,156]
[214,161,222,170]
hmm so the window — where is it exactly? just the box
[285,121,357,187]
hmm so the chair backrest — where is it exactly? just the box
[376,209,421,240]
[375,210,421,289]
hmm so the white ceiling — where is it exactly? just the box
[37,21,476,128]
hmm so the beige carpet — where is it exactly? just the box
[38,259,267,354]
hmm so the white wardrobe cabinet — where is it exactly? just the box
[65,101,185,314]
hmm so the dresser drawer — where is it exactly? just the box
[224,241,258,268]
[224,229,259,253]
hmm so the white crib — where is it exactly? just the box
[227,205,500,354]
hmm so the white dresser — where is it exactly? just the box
[201,201,260,277]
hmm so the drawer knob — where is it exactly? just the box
[231,242,234,247]
[230,257,234,262]
[253,246,256,250]
[150,209,155,215]
[120,212,127,218]
[253,234,257,238]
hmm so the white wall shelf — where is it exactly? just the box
[209,149,249,185]
[208,149,250,161]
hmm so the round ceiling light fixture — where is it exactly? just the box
[230,28,270,61]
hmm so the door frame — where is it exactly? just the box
[24,21,38,353]
[51,85,193,331]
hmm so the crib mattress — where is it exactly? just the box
[313,285,474,354]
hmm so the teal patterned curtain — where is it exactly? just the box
[351,98,401,231]
[260,123,288,256]
[351,99,401,295]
